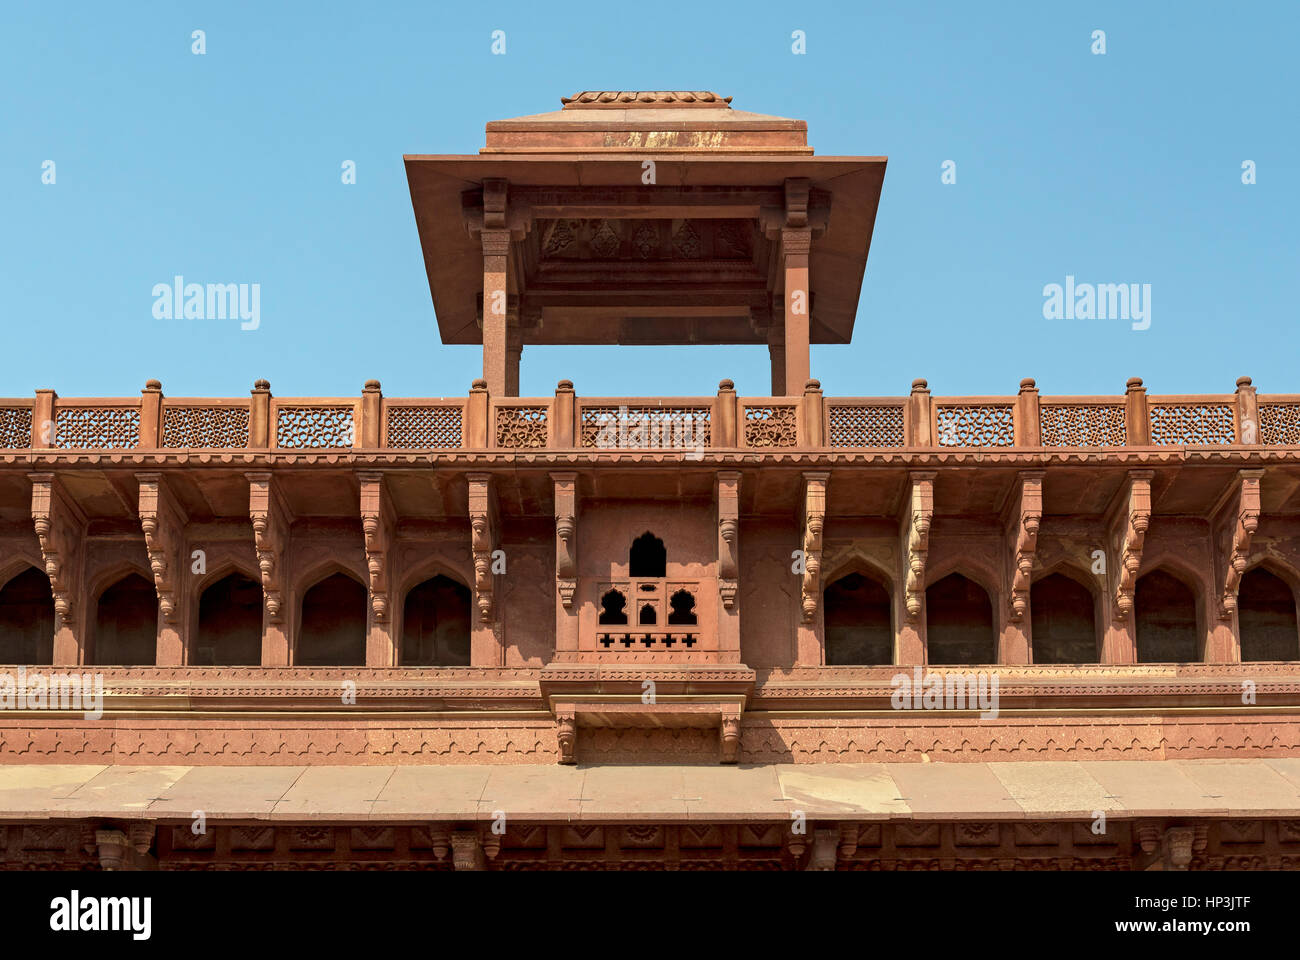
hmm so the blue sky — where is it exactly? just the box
[2,1,1296,401]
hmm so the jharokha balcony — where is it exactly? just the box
[1,89,1298,872]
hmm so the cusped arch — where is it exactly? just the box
[925,557,1000,606]
[822,550,895,597]
[0,546,47,593]
[1134,564,1203,663]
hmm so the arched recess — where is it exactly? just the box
[925,572,995,665]
[194,567,263,666]
[91,572,158,665]
[1135,567,1200,663]
[297,571,367,667]
[0,566,55,664]
[401,575,471,666]
[1238,564,1300,661]
[629,532,667,578]
[1030,569,1100,664]
[823,566,893,665]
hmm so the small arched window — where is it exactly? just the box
[668,590,697,625]
[629,532,666,578]
[599,590,628,625]
[638,603,657,625]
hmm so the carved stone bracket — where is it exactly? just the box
[137,473,187,623]
[1214,469,1264,620]
[1006,472,1043,622]
[1108,471,1153,621]
[556,708,577,765]
[247,472,291,623]
[720,708,741,763]
[450,830,485,871]
[29,473,86,628]
[903,472,935,621]
[468,474,499,623]
[552,473,577,609]
[358,472,395,622]
[799,473,828,623]
[717,471,741,610]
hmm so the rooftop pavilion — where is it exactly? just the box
[404,91,887,396]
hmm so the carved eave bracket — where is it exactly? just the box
[468,473,500,624]
[1005,472,1044,622]
[1107,470,1154,621]
[717,471,741,611]
[799,473,828,623]
[1213,469,1264,620]
[136,473,187,623]
[28,473,86,628]
[359,472,395,622]
[247,472,292,623]
[903,473,935,622]
[553,473,577,609]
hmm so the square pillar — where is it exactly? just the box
[767,327,786,397]
[505,326,523,398]
[480,179,511,397]
[781,226,812,396]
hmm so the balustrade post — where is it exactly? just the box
[139,379,163,450]
[1235,376,1258,444]
[554,380,575,448]
[801,379,824,448]
[32,389,57,448]
[360,379,383,449]
[906,379,932,447]
[715,379,737,447]
[1125,377,1148,445]
[466,379,490,450]
[1015,378,1040,446]
[249,379,272,449]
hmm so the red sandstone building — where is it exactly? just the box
[1,92,1299,871]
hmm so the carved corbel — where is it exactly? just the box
[136,473,187,623]
[799,473,828,623]
[247,472,291,623]
[902,473,935,621]
[552,473,577,609]
[556,708,577,765]
[29,473,86,628]
[719,708,741,764]
[717,471,741,610]
[1107,471,1153,620]
[358,472,395,622]
[468,473,499,623]
[450,830,485,871]
[1213,469,1264,619]
[1006,472,1043,622]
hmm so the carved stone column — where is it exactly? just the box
[1003,471,1042,664]
[137,473,188,665]
[29,473,86,665]
[468,473,502,666]
[359,472,396,666]
[1102,470,1152,664]
[897,471,934,665]
[552,472,579,656]
[796,472,828,665]
[717,471,741,661]
[780,179,812,395]
[1212,468,1264,662]
[248,472,291,666]
[480,179,510,397]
